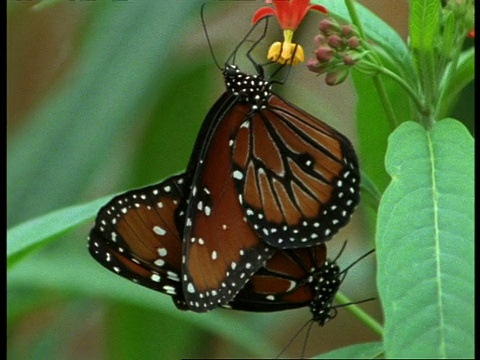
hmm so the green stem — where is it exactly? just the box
[376,65,426,114]
[344,0,366,38]
[336,292,384,337]
[434,35,463,120]
[360,170,382,210]
[371,75,398,130]
[344,0,401,130]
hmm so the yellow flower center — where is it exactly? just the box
[267,30,305,65]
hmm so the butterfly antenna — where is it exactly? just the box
[332,240,350,262]
[333,246,374,288]
[340,248,375,276]
[226,14,268,69]
[332,296,377,312]
[301,320,316,359]
[201,2,222,71]
[276,320,313,359]
[332,248,376,314]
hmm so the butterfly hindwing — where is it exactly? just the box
[88,174,188,310]
[225,243,343,325]
[230,93,360,249]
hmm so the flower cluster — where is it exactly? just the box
[307,18,367,85]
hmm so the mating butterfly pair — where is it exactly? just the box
[88,23,360,322]
[89,173,351,324]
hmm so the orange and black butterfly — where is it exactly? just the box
[88,173,347,323]
[89,19,359,311]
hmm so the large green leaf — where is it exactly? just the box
[7,250,279,358]
[376,120,474,358]
[315,341,384,359]
[7,194,112,268]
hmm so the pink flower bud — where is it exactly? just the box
[343,54,357,66]
[306,58,321,72]
[319,19,339,35]
[341,25,354,37]
[314,34,326,47]
[315,46,335,62]
[347,36,361,49]
[327,34,344,49]
[325,70,350,86]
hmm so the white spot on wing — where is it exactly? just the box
[153,226,166,236]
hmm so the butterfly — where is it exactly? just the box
[89,18,360,310]
[88,173,349,321]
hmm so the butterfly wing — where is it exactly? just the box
[181,93,275,312]
[225,244,337,313]
[231,94,360,249]
[88,174,188,310]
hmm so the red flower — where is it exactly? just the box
[252,0,327,31]
[252,0,327,65]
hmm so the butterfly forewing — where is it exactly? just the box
[88,174,188,310]
[181,93,275,311]
[230,93,360,249]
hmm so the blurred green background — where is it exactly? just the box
[6,0,420,358]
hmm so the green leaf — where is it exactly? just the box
[7,251,279,358]
[376,120,474,358]
[129,60,214,188]
[409,0,441,110]
[436,47,475,119]
[409,0,441,51]
[353,69,413,193]
[314,341,384,359]
[7,195,113,268]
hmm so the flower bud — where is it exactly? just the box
[327,34,344,49]
[314,34,327,47]
[306,58,321,72]
[341,25,356,37]
[315,46,335,62]
[325,70,350,86]
[343,54,357,66]
[307,58,330,74]
[319,18,340,35]
[347,36,361,49]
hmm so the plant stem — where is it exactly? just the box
[344,0,365,38]
[345,0,402,129]
[336,292,384,337]
[371,75,398,130]
[376,65,426,115]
